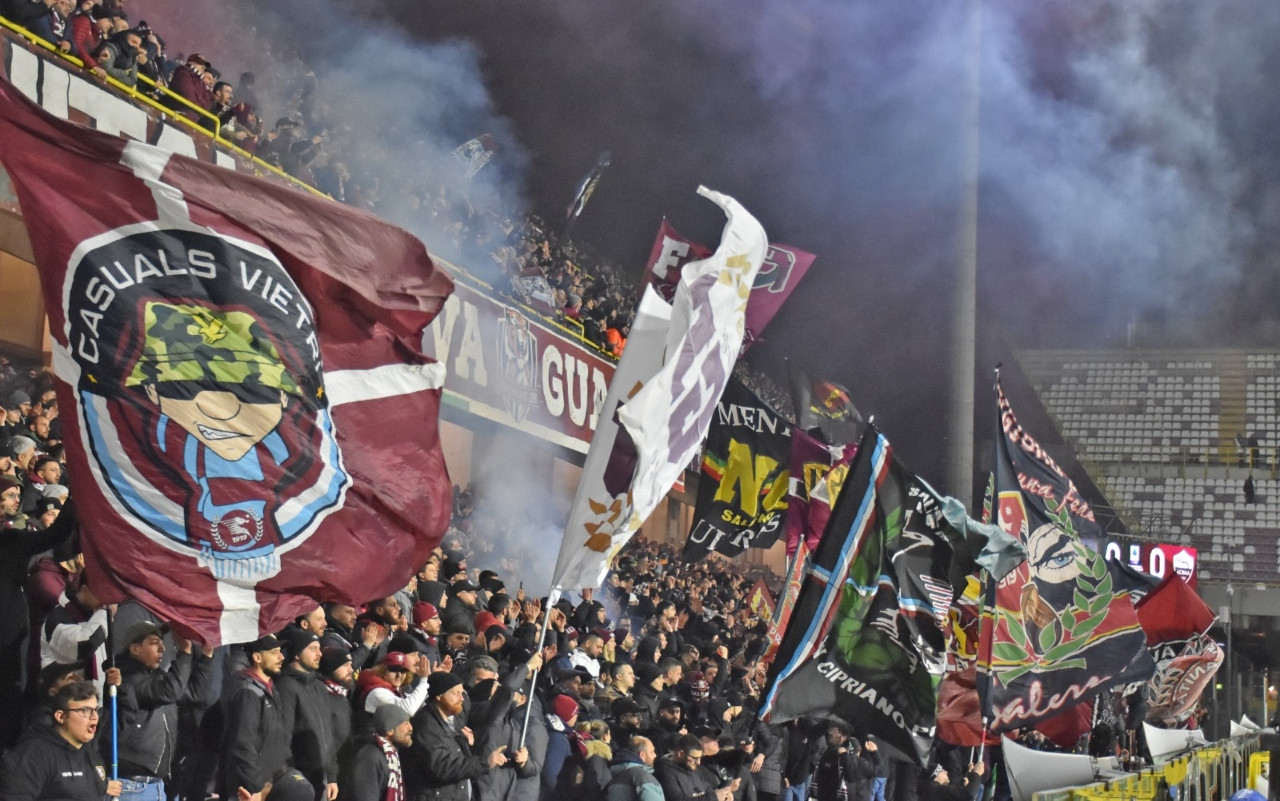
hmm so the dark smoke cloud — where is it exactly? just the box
[134,0,1278,490]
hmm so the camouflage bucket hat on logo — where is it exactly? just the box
[125,302,301,397]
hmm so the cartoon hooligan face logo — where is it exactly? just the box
[66,226,350,574]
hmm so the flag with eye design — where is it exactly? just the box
[978,380,1153,733]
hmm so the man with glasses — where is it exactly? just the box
[0,680,123,800]
[656,734,731,801]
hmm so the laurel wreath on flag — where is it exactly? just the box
[992,501,1114,686]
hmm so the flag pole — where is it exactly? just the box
[519,585,559,749]
[107,607,119,795]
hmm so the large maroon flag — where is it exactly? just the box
[0,77,454,645]
[641,219,815,346]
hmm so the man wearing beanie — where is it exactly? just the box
[275,627,340,801]
[409,601,442,665]
[317,646,355,777]
[345,704,413,801]
[404,671,509,801]
[113,621,212,801]
[221,634,314,801]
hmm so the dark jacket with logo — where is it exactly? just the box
[221,670,290,796]
[113,647,208,780]
[0,718,109,801]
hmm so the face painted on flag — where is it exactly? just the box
[67,228,350,571]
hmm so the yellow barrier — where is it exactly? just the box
[1033,738,1260,801]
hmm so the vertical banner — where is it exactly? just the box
[981,380,1153,733]
[551,187,767,592]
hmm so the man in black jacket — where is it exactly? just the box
[0,493,74,748]
[344,704,413,801]
[655,734,731,801]
[810,724,878,801]
[0,680,123,800]
[221,634,314,801]
[404,671,508,801]
[277,627,340,801]
[113,621,212,801]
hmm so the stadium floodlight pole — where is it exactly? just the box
[948,0,983,508]
[519,585,559,749]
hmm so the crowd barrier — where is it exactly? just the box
[1032,737,1264,801]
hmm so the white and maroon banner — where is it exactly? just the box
[642,218,814,347]
[422,279,616,453]
[550,287,672,593]
[552,187,767,592]
[0,76,454,645]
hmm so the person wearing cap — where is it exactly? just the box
[221,634,314,801]
[355,651,433,727]
[404,671,508,801]
[7,390,31,423]
[276,627,341,801]
[345,704,413,801]
[441,579,482,635]
[112,621,212,801]
[169,52,212,113]
[1,473,30,531]
[646,697,687,755]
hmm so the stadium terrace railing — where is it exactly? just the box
[0,17,617,363]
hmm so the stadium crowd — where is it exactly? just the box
[0,362,994,801]
[0,5,994,801]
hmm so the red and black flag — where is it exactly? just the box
[788,363,861,445]
[1135,573,1220,726]
[980,379,1154,733]
[0,77,454,645]
[683,377,792,559]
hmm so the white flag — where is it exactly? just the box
[550,187,768,592]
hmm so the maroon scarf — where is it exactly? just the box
[376,735,403,801]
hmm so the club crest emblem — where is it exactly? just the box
[496,309,540,424]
